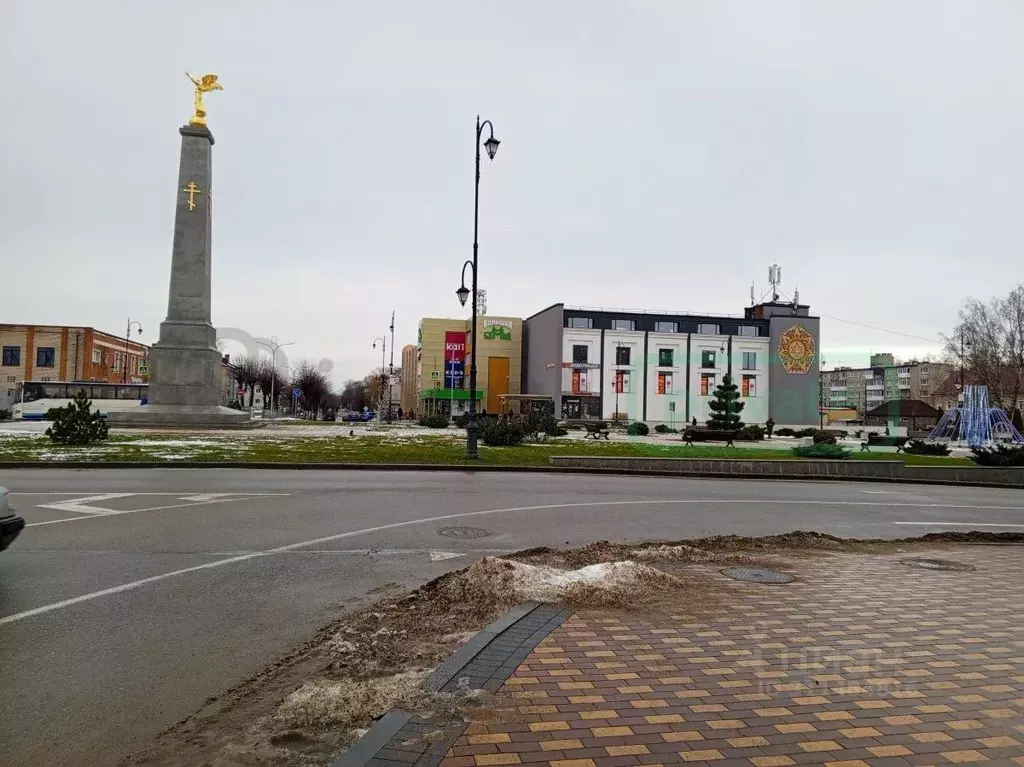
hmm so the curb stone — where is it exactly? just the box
[332,602,570,767]
[0,459,1020,489]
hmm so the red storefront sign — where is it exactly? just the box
[444,331,466,362]
[444,331,467,389]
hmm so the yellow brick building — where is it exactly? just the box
[416,316,523,416]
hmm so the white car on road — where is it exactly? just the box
[1,487,25,551]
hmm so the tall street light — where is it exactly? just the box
[256,336,294,420]
[372,335,387,418]
[123,318,143,384]
[456,115,500,459]
[959,327,972,392]
[388,311,396,423]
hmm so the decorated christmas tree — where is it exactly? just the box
[707,374,745,429]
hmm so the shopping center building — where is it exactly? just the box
[415,316,523,416]
[523,300,821,426]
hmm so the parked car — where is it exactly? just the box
[1,487,25,552]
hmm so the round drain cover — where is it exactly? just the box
[901,557,975,572]
[437,526,492,539]
[720,566,795,584]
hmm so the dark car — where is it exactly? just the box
[1,487,25,551]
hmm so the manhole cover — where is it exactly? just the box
[900,558,975,572]
[720,566,795,584]
[437,526,492,539]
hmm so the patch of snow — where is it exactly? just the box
[276,669,430,727]
[449,557,679,604]
[130,438,237,447]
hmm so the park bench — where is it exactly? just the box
[683,429,738,447]
[584,422,610,440]
[860,434,910,452]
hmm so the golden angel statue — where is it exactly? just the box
[185,72,224,128]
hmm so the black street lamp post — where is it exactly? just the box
[388,311,395,423]
[372,335,387,418]
[959,327,971,391]
[456,116,500,459]
[123,318,143,384]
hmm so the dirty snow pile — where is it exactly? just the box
[442,557,679,606]
[276,669,430,728]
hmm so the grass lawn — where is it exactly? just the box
[0,433,974,466]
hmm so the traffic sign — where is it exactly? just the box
[292,388,301,400]
[138,362,149,375]
[430,371,440,380]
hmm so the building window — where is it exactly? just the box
[570,370,589,394]
[697,323,720,335]
[742,351,756,370]
[657,372,673,394]
[6,376,15,383]
[92,348,101,364]
[742,375,757,397]
[572,345,588,364]
[615,346,631,366]
[654,321,678,333]
[738,325,760,337]
[658,348,674,367]
[701,350,716,368]
[36,347,56,368]
[2,346,19,367]
[611,319,635,331]
[613,371,630,393]
[567,316,593,329]
[700,373,716,395]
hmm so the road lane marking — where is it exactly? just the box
[37,494,135,515]
[430,551,465,561]
[4,497,1024,626]
[24,494,292,527]
[892,522,1024,528]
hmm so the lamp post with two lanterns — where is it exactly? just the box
[455,116,500,460]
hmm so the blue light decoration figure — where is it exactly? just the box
[928,385,1024,446]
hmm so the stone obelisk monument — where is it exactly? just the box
[111,73,251,428]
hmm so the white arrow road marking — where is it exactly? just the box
[26,493,291,527]
[37,494,136,515]
[178,493,248,502]
[429,551,465,561]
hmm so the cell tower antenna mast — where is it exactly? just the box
[768,264,782,301]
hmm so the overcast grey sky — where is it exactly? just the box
[2,1,1020,381]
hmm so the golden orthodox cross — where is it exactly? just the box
[182,182,201,211]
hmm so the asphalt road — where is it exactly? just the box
[1,468,1023,766]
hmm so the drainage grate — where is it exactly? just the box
[721,566,795,584]
[900,557,975,572]
[437,526,492,540]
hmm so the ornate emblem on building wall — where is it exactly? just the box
[777,325,816,374]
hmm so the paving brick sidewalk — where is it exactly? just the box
[441,547,1024,767]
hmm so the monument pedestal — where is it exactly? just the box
[110,124,254,429]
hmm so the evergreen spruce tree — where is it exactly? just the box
[46,390,109,445]
[706,374,745,429]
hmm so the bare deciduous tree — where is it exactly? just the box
[232,355,262,407]
[291,360,331,416]
[255,358,289,412]
[943,284,1024,414]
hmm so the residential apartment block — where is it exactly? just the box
[400,344,418,414]
[524,300,821,426]
[0,324,150,408]
[820,353,953,417]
